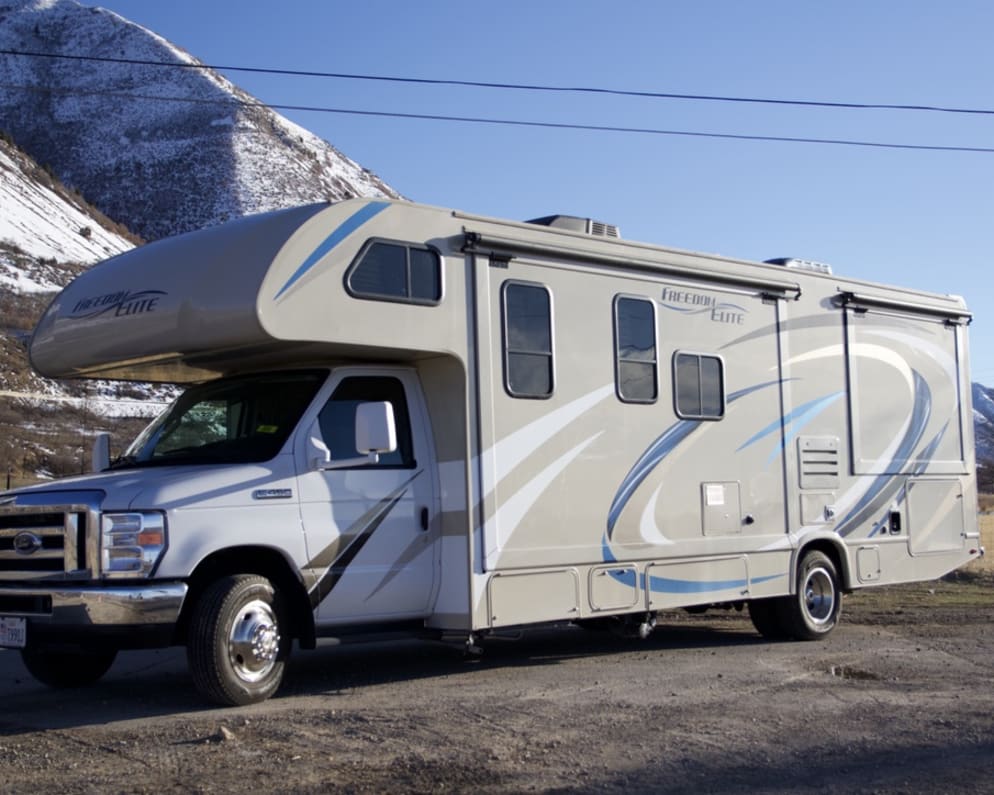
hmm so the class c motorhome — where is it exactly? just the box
[0,199,980,705]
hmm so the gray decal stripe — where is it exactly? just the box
[719,314,842,350]
[837,372,931,537]
[306,471,421,608]
[363,531,427,602]
[868,424,948,538]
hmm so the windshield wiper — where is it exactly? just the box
[107,454,142,470]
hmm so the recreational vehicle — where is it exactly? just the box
[0,199,979,705]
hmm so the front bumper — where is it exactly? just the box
[0,582,187,647]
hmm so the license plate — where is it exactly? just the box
[0,616,26,648]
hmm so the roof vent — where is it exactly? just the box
[527,214,620,238]
[764,257,833,275]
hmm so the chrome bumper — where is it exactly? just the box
[0,582,187,627]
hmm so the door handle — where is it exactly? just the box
[420,506,430,532]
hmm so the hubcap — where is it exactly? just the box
[227,598,280,683]
[803,566,835,626]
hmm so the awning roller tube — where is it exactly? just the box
[462,229,802,301]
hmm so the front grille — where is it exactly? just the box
[0,506,91,581]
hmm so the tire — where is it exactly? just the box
[187,574,288,706]
[781,550,842,641]
[747,598,790,639]
[20,647,117,688]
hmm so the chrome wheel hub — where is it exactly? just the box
[803,566,835,625]
[228,599,280,683]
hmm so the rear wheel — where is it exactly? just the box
[781,550,841,640]
[187,574,288,706]
[20,647,117,688]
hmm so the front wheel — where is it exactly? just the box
[781,550,842,641]
[187,574,288,706]
[20,647,117,688]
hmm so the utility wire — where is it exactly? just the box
[2,80,992,154]
[3,48,994,117]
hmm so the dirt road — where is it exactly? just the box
[1,572,993,794]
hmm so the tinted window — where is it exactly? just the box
[615,297,657,402]
[317,376,415,468]
[119,371,326,467]
[410,248,442,301]
[503,282,553,398]
[674,353,724,419]
[347,241,442,304]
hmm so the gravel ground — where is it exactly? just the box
[1,571,993,794]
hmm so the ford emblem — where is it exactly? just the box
[12,532,43,555]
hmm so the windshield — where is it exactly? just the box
[113,370,327,468]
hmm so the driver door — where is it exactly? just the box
[296,369,438,625]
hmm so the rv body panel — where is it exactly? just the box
[4,198,978,704]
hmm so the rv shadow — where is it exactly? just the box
[282,617,765,694]
[0,617,763,732]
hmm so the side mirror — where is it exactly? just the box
[309,401,398,471]
[355,401,397,456]
[91,432,111,472]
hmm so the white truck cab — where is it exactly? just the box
[2,365,439,704]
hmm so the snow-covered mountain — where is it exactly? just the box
[0,132,134,290]
[0,0,401,241]
[973,383,994,487]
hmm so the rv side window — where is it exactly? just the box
[614,296,658,403]
[346,240,442,304]
[317,376,416,467]
[502,281,554,398]
[673,353,724,419]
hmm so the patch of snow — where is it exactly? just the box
[0,145,134,264]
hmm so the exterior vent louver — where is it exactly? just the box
[798,437,841,489]
[526,215,620,238]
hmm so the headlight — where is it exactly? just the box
[101,512,167,577]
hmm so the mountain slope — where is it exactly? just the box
[0,132,134,277]
[0,132,165,486]
[0,0,400,241]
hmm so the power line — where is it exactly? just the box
[2,80,993,155]
[3,47,994,118]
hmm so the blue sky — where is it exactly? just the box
[96,1,994,385]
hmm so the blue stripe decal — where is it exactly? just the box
[607,379,781,535]
[273,201,390,300]
[646,572,783,595]
[602,537,784,594]
[607,419,699,533]
[736,391,845,465]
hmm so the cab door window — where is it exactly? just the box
[317,376,415,468]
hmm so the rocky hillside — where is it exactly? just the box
[0,133,167,487]
[0,0,401,241]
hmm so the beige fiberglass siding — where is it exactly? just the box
[477,254,789,573]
